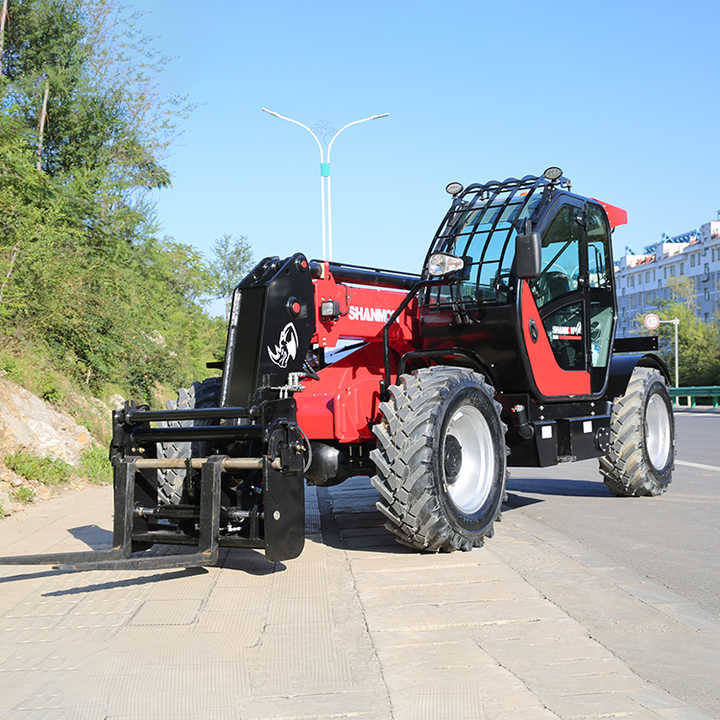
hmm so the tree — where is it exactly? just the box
[207,234,253,319]
[648,277,720,386]
[0,0,224,402]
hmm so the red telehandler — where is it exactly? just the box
[0,168,675,571]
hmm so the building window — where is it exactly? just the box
[705,289,710,301]
[705,263,710,275]
[691,254,696,267]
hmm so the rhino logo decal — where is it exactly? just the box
[267,322,299,368]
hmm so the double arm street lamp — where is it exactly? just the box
[261,107,389,261]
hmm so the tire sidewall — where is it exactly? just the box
[641,377,674,485]
[431,381,505,535]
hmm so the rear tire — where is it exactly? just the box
[370,367,507,552]
[600,367,674,497]
[156,377,222,504]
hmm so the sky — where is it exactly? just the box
[132,0,720,310]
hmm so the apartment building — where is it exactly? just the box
[614,220,720,337]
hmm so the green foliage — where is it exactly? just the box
[207,234,253,318]
[12,486,36,503]
[5,451,72,486]
[79,445,112,484]
[0,0,229,407]
[650,277,720,387]
[0,503,6,517]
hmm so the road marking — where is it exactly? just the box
[676,460,720,473]
[675,412,720,418]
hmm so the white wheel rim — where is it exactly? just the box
[443,405,495,514]
[645,393,671,471]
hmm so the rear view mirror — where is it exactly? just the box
[515,232,541,279]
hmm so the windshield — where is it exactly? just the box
[427,177,547,304]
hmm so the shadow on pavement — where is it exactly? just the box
[315,474,612,556]
[221,548,284,574]
[41,566,209,596]
[507,476,613,498]
[67,524,113,549]
[0,568,66,584]
[316,485,417,556]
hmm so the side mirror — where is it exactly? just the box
[515,232,541,279]
[427,253,464,278]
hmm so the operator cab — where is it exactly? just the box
[420,170,625,400]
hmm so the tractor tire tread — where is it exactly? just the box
[156,376,222,505]
[371,367,506,552]
[600,367,674,497]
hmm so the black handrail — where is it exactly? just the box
[381,279,444,396]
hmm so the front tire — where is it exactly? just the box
[370,367,507,552]
[156,377,222,505]
[600,367,674,497]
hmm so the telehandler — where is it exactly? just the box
[0,168,674,571]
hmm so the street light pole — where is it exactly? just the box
[261,107,328,259]
[326,113,389,261]
[659,318,680,387]
[262,108,389,261]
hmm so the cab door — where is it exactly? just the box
[519,199,615,399]
[584,201,616,393]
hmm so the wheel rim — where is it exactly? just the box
[645,393,671,470]
[443,404,495,514]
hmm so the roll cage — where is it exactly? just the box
[422,173,571,306]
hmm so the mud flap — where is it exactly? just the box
[263,456,305,562]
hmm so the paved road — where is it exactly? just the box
[0,411,717,719]
[505,412,720,616]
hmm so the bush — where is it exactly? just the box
[5,452,72,487]
[79,446,113,485]
[12,487,35,503]
[0,503,6,517]
[38,375,64,404]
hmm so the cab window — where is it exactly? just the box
[586,204,612,289]
[531,205,582,308]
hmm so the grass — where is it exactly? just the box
[0,347,66,405]
[12,486,35,503]
[0,503,5,517]
[5,451,73,487]
[5,447,113,488]
[79,445,113,484]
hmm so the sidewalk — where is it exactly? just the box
[0,478,717,719]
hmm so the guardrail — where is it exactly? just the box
[669,386,720,408]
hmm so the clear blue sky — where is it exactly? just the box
[136,0,719,304]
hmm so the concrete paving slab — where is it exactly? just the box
[0,466,716,720]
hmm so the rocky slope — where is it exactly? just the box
[0,377,101,515]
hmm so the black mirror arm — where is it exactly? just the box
[381,279,445,398]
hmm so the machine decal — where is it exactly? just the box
[551,323,583,341]
[268,322,299,368]
[347,305,394,323]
